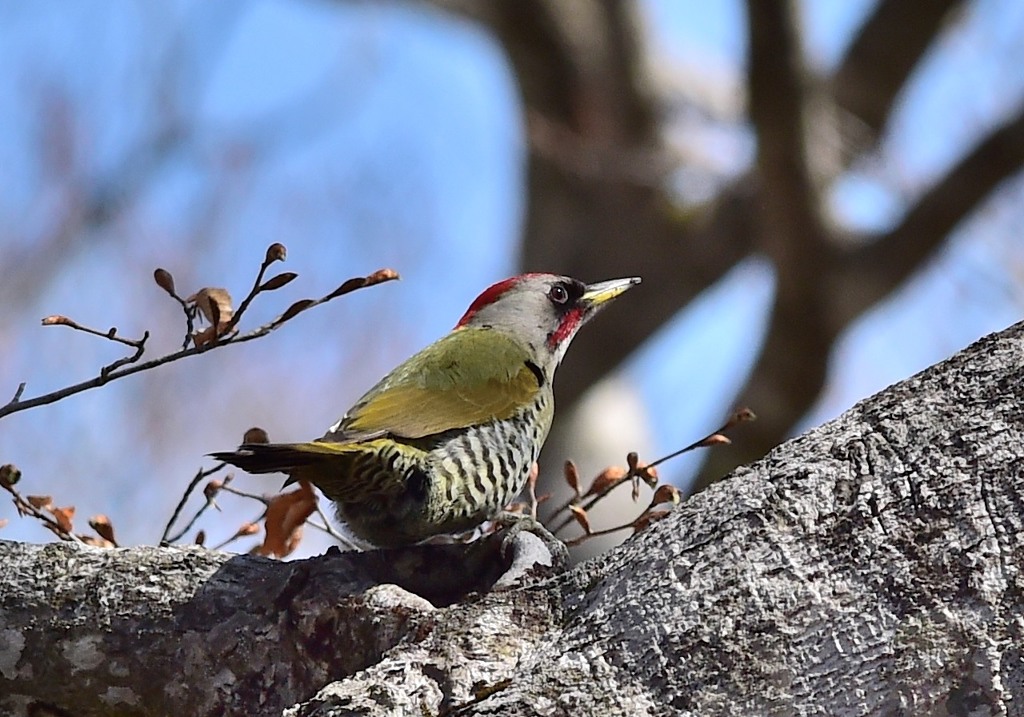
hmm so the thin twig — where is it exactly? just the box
[0,267,399,420]
[100,331,150,377]
[548,408,756,535]
[1,481,85,544]
[41,316,147,348]
[174,296,197,350]
[154,268,198,349]
[218,484,272,504]
[312,501,362,550]
[646,407,755,473]
[563,490,678,547]
[220,253,275,337]
[211,510,267,551]
[160,463,230,545]
[550,474,632,536]
[564,522,634,547]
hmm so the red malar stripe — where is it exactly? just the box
[546,307,583,349]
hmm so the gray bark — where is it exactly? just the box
[3,320,1024,716]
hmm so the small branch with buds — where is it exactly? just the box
[1,463,118,547]
[153,268,197,349]
[548,408,757,543]
[159,426,362,556]
[159,463,232,546]
[0,244,399,420]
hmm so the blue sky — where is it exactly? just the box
[1,0,1022,552]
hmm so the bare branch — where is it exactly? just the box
[311,502,362,551]
[40,315,146,348]
[1,468,85,545]
[838,109,1024,326]
[833,0,967,141]
[548,409,754,536]
[219,243,286,337]
[159,463,231,546]
[8,383,26,405]
[210,519,263,552]
[0,260,399,420]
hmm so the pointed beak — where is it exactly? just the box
[581,277,641,312]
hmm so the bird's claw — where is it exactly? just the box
[495,512,570,571]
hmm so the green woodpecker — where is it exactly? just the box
[213,273,640,547]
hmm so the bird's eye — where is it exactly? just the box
[548,284,569,305]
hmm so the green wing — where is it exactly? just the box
[326,327,541,442]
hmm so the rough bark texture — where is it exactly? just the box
[3,320,1024,716]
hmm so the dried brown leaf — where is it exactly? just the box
[88,514,117,545]
[192,326,217,348]
[258,272,298,292]
[650,484,681,507]
[258,481,317,558]
[585,466,627,497]
[265,243,287,264]
[27,495,53,510]
[569,504,591,535]
[563,460,581,498]
[187,288,234,326]
[195,529,206,546]
[51,505,75,534]
[153,268,176,296]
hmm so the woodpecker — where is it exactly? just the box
[212,273,640,547]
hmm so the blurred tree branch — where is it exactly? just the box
[843,109,1024,322]
[834,0,967,143]
[419,0,1024,499]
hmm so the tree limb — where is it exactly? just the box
[837,109,1024,327]
[3,318,1023,715]
[746,0,829,268]
[833,0,967,140]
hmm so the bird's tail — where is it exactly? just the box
[210,441,358,475]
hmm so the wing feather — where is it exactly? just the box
[324,328,540,442]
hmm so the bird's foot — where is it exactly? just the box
[494,512,570,572]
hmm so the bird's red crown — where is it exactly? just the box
[454,273,548,328]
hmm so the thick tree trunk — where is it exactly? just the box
[3,320,1024,716]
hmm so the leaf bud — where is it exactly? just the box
[265,243,287,264]
[153,268,176,296]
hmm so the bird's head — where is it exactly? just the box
[455,273,641,376]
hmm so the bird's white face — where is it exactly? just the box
[456,273,640,378]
